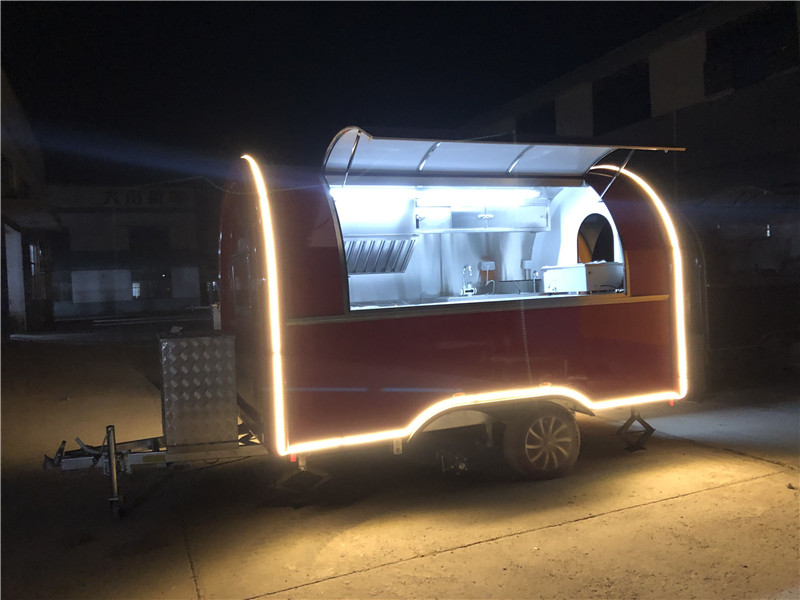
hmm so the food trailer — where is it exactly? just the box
[218,126,689,480]
[45,127,691,516]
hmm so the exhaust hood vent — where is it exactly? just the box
[344,235,417,274]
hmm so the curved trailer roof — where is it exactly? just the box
[324,126,683,185]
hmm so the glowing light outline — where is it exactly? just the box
[590,165,689,399]
[241,155,287,454]
[243,156,687,457]
[284,386,682,456]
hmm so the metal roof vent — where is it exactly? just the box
[344,235,417,274]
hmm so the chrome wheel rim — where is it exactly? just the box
[524,415,574,471]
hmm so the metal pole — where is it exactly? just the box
[599,149,636,199]
[106,425,121,516]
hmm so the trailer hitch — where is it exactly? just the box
[43,426,126,518]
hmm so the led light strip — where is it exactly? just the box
[243,157,688,457]
[285,386,682,456]
[241,155,287,455]
[590,164,689,399]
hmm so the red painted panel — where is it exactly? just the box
[283,299,674,445]
[522,300,673,397]
[587,171,672,297]
[268,171,345,319]
[283,308,526,441]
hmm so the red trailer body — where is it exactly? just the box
[219,128,688,478]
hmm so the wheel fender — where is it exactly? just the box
[491,397,594,423]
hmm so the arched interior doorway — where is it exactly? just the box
[577,213,615,263]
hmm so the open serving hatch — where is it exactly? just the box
[323,127,680,308]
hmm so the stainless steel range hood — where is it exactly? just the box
[344,235,417,274]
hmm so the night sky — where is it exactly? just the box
[2,2,704,185]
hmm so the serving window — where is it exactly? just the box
[329,183,626,311]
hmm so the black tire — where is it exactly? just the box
[502,403,580,479]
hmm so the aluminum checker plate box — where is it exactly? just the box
[159,333,237,449]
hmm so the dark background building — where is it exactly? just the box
[465,2,799,201]
[1,70,59,333]
[47,179,219,321]
[2,71,220,331]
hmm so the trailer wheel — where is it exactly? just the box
[503,403,580,479]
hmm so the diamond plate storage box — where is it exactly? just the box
[159,333,237,450]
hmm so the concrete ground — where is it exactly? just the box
[1,333,798,600]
